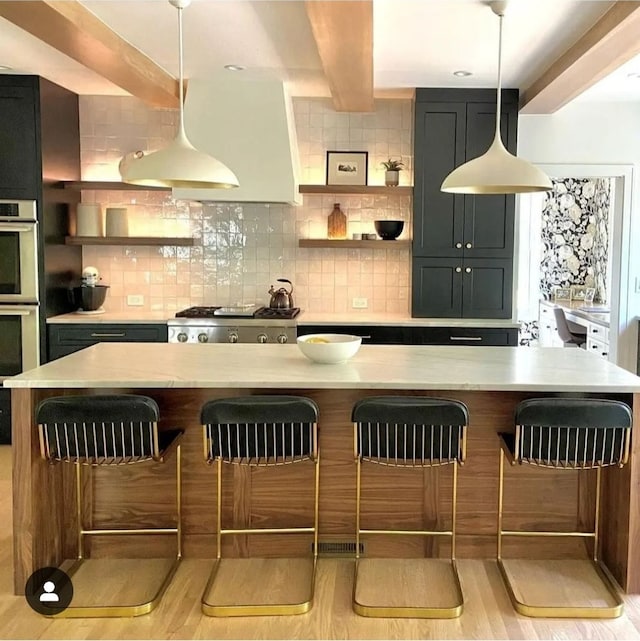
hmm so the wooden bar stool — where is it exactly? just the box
[497,397,632,618]
[351,396,468,618]
[36,394,183,617]
[200,395,319,617]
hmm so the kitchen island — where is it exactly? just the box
[6,343,640,595]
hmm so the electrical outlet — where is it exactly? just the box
[127,294,144,306]
[352,297,368,309]
[636,277,640,294]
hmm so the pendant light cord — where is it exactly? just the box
[494,11,503,143]
[177,4,186,136]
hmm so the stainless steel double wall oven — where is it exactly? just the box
[0,199,40,379]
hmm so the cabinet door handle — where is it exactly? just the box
[450,336,482,341]
[90,332,126,338]
[465,242,472,249]
[455,267,462,273]
[455,242,462,249]
[355,335,372,339]
[465,267,472,273]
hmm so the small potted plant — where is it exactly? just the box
[381,159,404,186]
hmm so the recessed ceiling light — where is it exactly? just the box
[453,70,472,77]
[224,64,245,72]
[0,65,12,72]
[626,72,640,79]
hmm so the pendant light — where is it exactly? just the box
[120,0,239,189]
[441,1,551,195]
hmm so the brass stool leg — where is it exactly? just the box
[202,453,318,617]
[497,455,623,619]
[353,460,464,619]
[52,446,183,618]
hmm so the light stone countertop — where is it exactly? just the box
[47,312,172,324]
[6,343,640,392]
[47,310,521,329]
[297,312,520,328]
[540,300,610,327]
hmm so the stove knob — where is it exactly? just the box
[177,332,188,343]
[198,333,209,343]
[277,334,288,344]
[229,332,238,343]
[257,333,268,344]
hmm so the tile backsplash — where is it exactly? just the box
[79,96,413,314]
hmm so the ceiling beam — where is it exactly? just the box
[0,0,178,108]
[521,1,640,114]
[305,0,374,112]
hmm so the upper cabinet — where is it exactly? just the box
[411,89,518,319]
[0,79,40,199]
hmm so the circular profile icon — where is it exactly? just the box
[25,567,73,616]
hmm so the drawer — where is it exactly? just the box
[587,336,609,359]
[52,324,168,344]
[413,327,518,346]
[298,325,409,344]
[0,387,10,444]
[587,322,608,343]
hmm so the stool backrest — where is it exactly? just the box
[352,396,469,466]
[201,395,319,465]
[515,398,632,468]
[36,395,161,464]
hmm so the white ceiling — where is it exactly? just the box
[0,0,634,105]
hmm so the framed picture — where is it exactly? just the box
[554,287,571,301]
[326,151,368,186]
[570,285,587,301]
[584,287,596,304]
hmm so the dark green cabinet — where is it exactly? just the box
[297,323,518,346]
[0,388,10,445]
[48,323,168,361]
[412,258,512,319]
[0,83,40,199]
[412,89,517,319]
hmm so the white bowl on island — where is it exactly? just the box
[297,334,362,364]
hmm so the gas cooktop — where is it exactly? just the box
[174,306,300,320]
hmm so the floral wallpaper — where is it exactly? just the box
[539,177,612,302]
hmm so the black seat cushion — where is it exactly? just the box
[37,395,163,462]
[202,395,318,461]
[510,398,632,467]
[352,396,468,464]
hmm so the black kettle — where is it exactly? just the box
[268,278,294,309]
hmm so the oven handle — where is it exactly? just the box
[0,305,38,315]
[0,223,35,233]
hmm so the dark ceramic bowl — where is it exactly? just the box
[70,285,109,311]
[374,220,404,240]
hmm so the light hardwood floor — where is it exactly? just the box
[3,445,640,640]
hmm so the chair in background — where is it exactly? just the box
[200,395,320,616]
[36,394,183,617]
[351,396,468,618]
[553,307,587,347]
[497,397,632,618]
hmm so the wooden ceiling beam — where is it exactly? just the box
[0,0,178,108]
[305,0,374,112]
[521,1,640,114]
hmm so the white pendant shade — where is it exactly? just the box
[121,131,239,189]
[120,0,238,190]
[441,132,552,194]
[441,2,551,195]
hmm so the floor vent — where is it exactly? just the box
[312,541,365,556]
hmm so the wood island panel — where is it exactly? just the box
[13,386,639,594]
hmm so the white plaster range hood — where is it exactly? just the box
[173,72,300,205]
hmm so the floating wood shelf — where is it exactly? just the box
[299,185,412,196]
[299,239,411,249]
[65,236,194,246]
[57,181,171,192]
